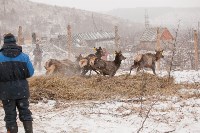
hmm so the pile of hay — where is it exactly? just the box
[29,73,179,101]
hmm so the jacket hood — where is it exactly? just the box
[0,43,22,58]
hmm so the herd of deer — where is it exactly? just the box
[44,47,164,77]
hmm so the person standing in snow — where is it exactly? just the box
[33,42,43,71]
[0,33,34,133]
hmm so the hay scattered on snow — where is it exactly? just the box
[29,73,179,101]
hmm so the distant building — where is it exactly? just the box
[55,31,115,50]
[73,31,115,49]
[138,27,174,51]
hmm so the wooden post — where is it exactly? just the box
[18,26,23,45]
[194,30,199,70]
[67,25,72,59]
[156,27,161,72]
[115,26,120,50]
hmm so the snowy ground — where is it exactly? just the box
[118,69,200,84]
[0,70,200,133]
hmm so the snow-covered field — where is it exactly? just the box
[118,70,200,84]
[0,70,200,133]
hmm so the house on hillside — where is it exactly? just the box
[138,27,174,51]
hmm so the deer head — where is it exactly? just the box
[115,51,126,61]
[155,49,164,61]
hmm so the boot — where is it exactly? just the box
[23,121,33,133]
[7,126,18,133]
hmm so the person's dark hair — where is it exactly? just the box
[4,33,16,43]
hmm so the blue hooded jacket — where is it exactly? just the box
[0,43,34,100]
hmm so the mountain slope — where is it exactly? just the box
[107,7,200,28]
[0,0,142,38]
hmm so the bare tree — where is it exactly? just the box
[168,20,181,79]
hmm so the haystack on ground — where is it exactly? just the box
[29,73,184,101]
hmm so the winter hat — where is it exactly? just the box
[4,33,16,43]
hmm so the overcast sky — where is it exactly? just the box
[30,0,200,12]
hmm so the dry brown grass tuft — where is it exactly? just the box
[29,73,182,101]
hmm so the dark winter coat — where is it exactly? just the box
[0,43,34,100]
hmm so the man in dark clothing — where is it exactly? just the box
[0,33,34,133]
[33,43,43,71]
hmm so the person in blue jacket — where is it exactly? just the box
[0,33,34,133]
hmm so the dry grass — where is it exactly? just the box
[29,73,182,101]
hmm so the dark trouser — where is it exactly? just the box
[2,98,33,130]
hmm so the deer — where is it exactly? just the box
[44,54,83,75]
[91,51,126,77]
[79,47,105,76]
[129,50,164,75]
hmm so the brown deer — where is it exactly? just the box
[79,47,105,76]
[92,51,126,77]
[44,54,82,75]
[129,50,164,75]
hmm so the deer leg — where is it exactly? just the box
[91,67,100,75]
[129,65,134,75]
[136,67,140,73]
[99,70,105,76]
[81,68,88,76]
[90,67,100,76]
[136,62,143,72]
[108,72,113,77]
[89,69,98,76]
[94,70,100,75]
[152,63,156,75]
[139,62,146,73]
[89,70,92,76]
[111,71,116,77]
